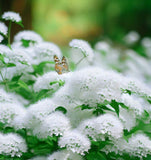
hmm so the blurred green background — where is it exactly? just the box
[0,0,151,45]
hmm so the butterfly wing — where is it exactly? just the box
[54,55,63,74]
[61,56,69,72]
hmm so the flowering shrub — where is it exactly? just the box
[0,11,151,160]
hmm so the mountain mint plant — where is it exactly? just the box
[0,11,151,160]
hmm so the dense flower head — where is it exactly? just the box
[141,37,151,48]
[29,156,47,160]
[69,39,94,63]
[103,133,151,158]
[121,94,143,115]
[34,71,72,92]
[26,98,57,127]
[0,35,3,42]
[34,42,62,62]
[0,89,29,106]
[47,150,83,160]
[0,44,12,55]
[33,112,71,138]
[2,11,21,22]
[58,130,91,155]
[0,133,27,157]
[0,22,8,35]
[14,30,43,44]
[33,71,61,92]
[78,113,123,140]
[125,77,151,97]
[0,102,26,128]
[11,48,31,65]
[124,31,140,44]
[95,41,110,52]
[66,67,126,105]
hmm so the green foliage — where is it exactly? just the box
[55,106,67,114]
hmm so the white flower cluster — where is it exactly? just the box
[26,98,57,127]
[69,39,94,63]
[95,41,110,52]
[34,42,62,62]
[33,71,72,92]
[0,133,27,157]
[78,113,123,141]
[47,150,83,160]
[103,133,151,158]
[59,67,127,106]
[0,22,8,35]
[33,111,71,138]
[0,102,26,128]
[0,44,12,56]
[0,35,3,42]
[124,31,140,44]
[2,11,21,22]
[14,30,43,44]
[58,130,90,155]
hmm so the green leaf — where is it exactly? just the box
[0,54,5,63]
[50,80,65,87]
[55,106,67,114]
[5,63,16,67]
[21,39,32,47]
[119,102,129,109]
[32,61,54,75]
[110,100,119,116]
[16,21,24,28]
[86,152,107,160]
[76,104,91,110]
[11,74,23,81]
[18,80,30,91]
[34,89,51,101]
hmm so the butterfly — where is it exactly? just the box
[54,55,69,74]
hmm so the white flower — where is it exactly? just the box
[11,48,31,65]
[33,71,72,92]
[124,31,140,44]
[121,94,143,115]
[78,113,123,140]
[0,35,3,42]
[103,134,151,158]
[125,77,151,97]
[14,30,43,44]
[33,71,60,92]
[47,150,83,160]
[0,102,26,128]
[119,108,136,131]
[34,42,62,62]
[95,41,110,52]
[0,88,26,104]
[29,156,47,160]
[33,112,71,138]
[1,63,33,81]
[0,44,12,56]
[58,130,90,155]
[127,134,151,158]
[0,133,27,157]
[27,98,57,128]
[141,37,151,48]
[2,11,21,22]
[66,67,126,106]
[0,22,8,35]
[69,39,94,63]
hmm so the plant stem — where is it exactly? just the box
[8,21,12,48]
[75,55,86,66]
[0,71,8,92]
